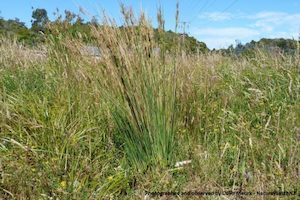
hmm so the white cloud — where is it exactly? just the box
[248,11,300,32]
[194,27,260,38]
[248,11,287,20]
[191,11,300,49]
[198,12,233,21]
[193,27,260,49]
[200,37,237,49]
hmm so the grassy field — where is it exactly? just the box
[1,10,300,199]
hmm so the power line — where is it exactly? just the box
[189,0,211,23]
[189,0,238,25]
[203,0,218,14]
[178,0,212,34]
[177,0,198,24]
[220,0,238,13]
[177,0,199,34]
[179,0,238,35]
[196,0,238,27]
[181,0,198,14]
[186,0,200,15]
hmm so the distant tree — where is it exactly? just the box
[53,8,62,23]
[152,29,208,53]
[64,10,76,24]
[90,16,98,26]
[234,40,244,55]
[31,8,49,33]
[221,38,299,57]
[0,17,36,44]
[75,15,84,25]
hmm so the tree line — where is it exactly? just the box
[1,8,298,54]
[0,8,208,53]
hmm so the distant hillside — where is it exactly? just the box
[0,17,36,44]
[219,38,299,56]
[153,30,208,53]
[0,11,208,53]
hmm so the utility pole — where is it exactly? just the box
[298,31,300,56]
[181,21,187,35]
[179,21,189,35]
[179,21,190,42]
[178,21,189,57]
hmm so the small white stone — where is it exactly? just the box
[175,160,192,167]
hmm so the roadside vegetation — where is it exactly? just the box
[1,5,300,199]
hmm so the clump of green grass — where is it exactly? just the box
[89,6,182,171]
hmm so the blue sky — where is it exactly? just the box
[0,0,300,49]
